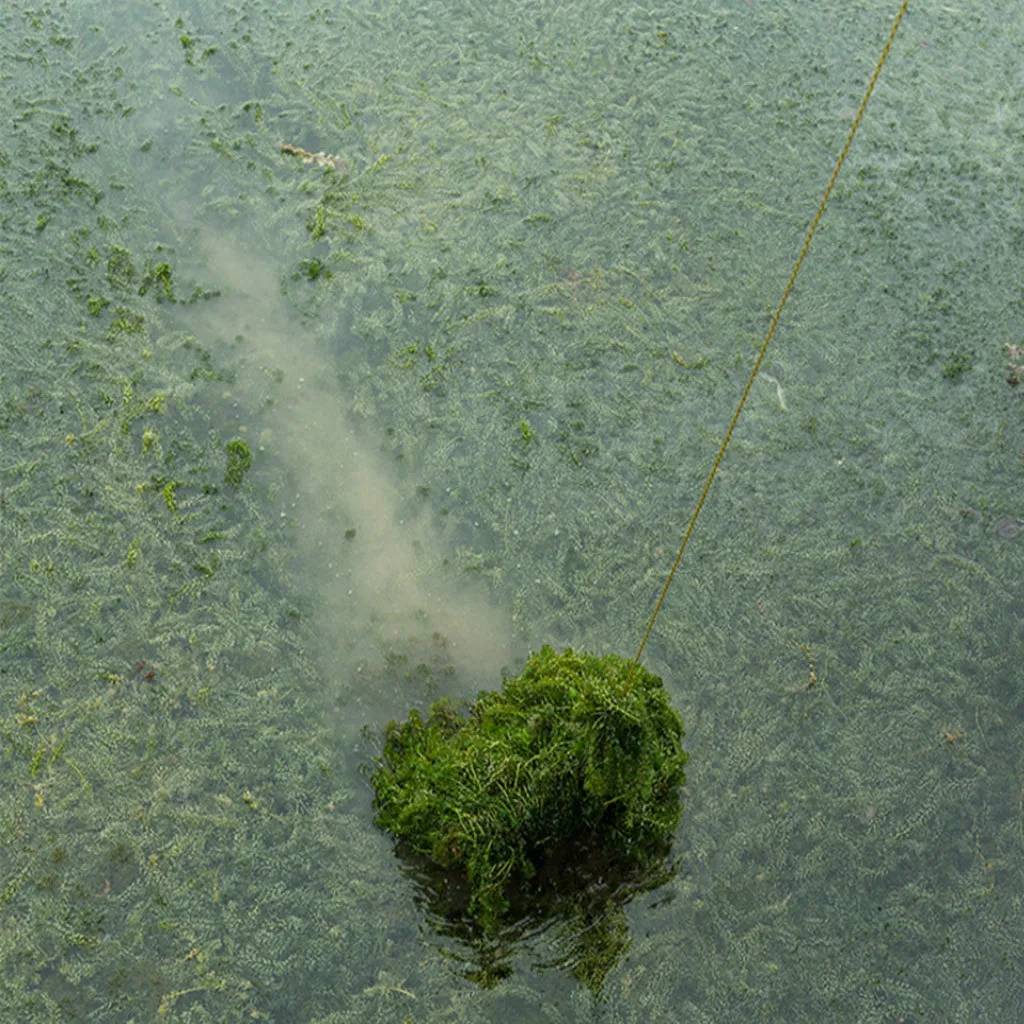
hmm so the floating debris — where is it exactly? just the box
[279,141,348,173]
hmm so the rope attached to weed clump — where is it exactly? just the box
[370,646,687,927]
[627,0,913,684]
[369,0,911,946]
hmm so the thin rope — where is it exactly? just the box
[626,0,912,690]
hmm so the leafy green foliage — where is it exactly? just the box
[224,438,253,487]
[370,647,686,926]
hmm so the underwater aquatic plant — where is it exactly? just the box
[369,645,687,927]
[224,438,253,487]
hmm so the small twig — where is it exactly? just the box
[1018,774,1024,853]
[279,141,348,173]
[1006,343,1024,387]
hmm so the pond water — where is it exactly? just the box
[1,1,1022,1021]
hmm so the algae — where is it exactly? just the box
[370,646,686,927]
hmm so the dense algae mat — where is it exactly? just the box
[369,647,687,925]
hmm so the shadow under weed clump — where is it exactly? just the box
[367,646,687,938]
[398,828,680,992]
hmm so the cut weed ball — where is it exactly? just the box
[369,646,687,927]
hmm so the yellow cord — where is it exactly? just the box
[627,0,912,689]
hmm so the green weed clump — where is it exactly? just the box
[224,438,253,487]
[369,646,687,925]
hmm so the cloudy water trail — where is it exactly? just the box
[182,229,514,714]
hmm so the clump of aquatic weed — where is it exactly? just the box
[368,645,687,928]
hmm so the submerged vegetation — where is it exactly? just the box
[369,646,687,927]
[224,438,253,487]
[1,0,1022,1019]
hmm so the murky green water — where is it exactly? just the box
[2,1,1022,1020]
